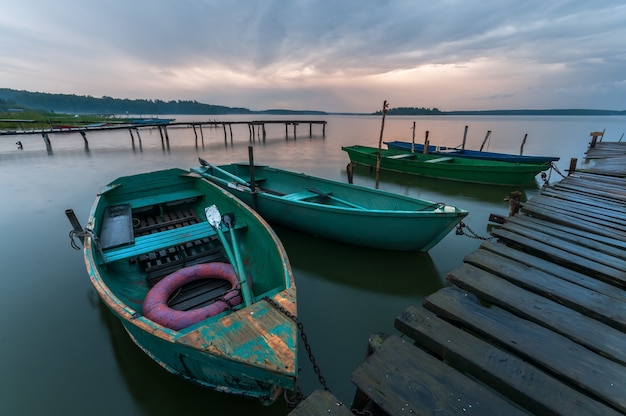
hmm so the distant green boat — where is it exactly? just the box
[191,160,468,252]
[342,145,551,186]
[66,168,296,405]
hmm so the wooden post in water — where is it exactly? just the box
[128,128,135,148]
[323,123,326,137]
[375,100,389,189]
[423,130,429,154]
[480,130,491,151]
[135,128,142,150]
[79,131,89,151]
[461,125,468,151]
[589,131,604,148]
[223,124,229,145]
[519,133,528,155]
[410,122,416,153]
[192,124,199,147]
[292,123,297,140]
[508,191,522,216]
[42,132,52,154]
[346,162,354,184]
[163,126,170,146]
[158,126,165,148]
[285,123,289,140]
[309,123,312,138]
[375,100,389,175]
[248,145,258,210]
[568,158,577,175]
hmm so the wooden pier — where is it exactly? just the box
[291,135,626,415]
[2,119,327,151]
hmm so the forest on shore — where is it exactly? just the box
[1,88,624,117]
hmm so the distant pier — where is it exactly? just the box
[1,119,327,152]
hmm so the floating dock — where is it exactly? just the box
[291,135,626,415]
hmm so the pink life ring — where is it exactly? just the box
[142,262,242,330]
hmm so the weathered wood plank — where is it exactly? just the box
[423,286,626,413]
[519,202,626,240]
[505,215,626,251]
[288,390,353,416]
[350,335,530,416]
[541,187,626,211]
[500,221,626,266]
[395,306,621,416]
[553,180,626,201]
[491,228,626,287]
[478,241,626,302]
[524,196,626,226]
[448,261,626,361]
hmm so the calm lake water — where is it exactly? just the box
[1,114,624,414]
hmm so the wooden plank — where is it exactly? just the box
[505,215,626,251]
[524,196,626,227]
[500,221,626,265]
[350,335,529,416]
[288,390,353,416]
[491,228,626,287]
[541,187,626,212]
[553,179,626,202]
[395,306,621,416]
[447,262,626,361]
[478,241,626,302]
[387,153,414,159]
[124,188,205,209]
[102,222,245,263]
[425,156,454,163]
[519,202,626,240]
[423,286,626,413]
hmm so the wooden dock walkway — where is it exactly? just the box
[3,119,327,152]
[291,138,626,415]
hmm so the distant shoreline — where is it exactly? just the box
[1,88,625,117]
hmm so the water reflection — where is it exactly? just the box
[273,224,444,296]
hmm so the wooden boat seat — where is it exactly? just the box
[425,157,454,163]
[100,221,247,264]
[126,189,205,209]
[244,177,267,184]
[388,153,414,159]
[281,190,319,201]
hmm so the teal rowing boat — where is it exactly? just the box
[191,159,468,252]
[66,168,296,405]
[342,145,552,186]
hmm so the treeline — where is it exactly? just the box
[2,88,623,116]
[0,88,253,115]
[374,106,443,116]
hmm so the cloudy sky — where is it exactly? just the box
[1,0,625,112]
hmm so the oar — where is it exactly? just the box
[306,188,366,210]
[199,158,249,187]
[205,205,253,306]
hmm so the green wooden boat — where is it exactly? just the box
[66,168,296,405]
[190,160,468,252]
[342,145,551,186]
